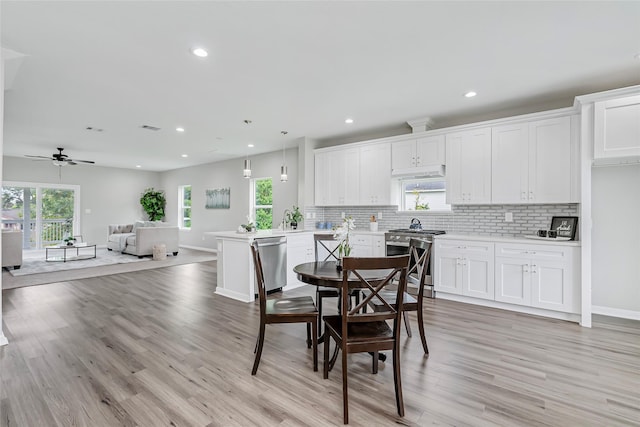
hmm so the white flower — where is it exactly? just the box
[333,217,356,257]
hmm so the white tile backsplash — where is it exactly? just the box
[304,204,579,238]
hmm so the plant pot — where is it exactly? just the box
[290,221,297,230]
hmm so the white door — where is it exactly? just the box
[491,123,529,203]
[495,257,531,306]
[359,143,391,205]
[462,254,494,300]
[391,139,416,171]
[531,259,572,312]
[435,251,462,295]
[528,116,571,203]
[416,135,445,166]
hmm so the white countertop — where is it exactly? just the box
[435,233,581,246]
[204,228,386,241]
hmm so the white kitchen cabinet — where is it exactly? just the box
[434,239,494,300]
[391,135,445,175]
[492,116,573,204]
[349,233,386,257]
[495,243,577,313]
[286,233,315,289]
[594,94,640,160]
[445,128,492,204]
[314,148,359,206]
[359,143,391,205]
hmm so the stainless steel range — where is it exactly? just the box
[385,224,446,256]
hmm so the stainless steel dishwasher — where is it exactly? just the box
[254,236,287,294]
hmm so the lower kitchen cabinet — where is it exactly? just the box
[434,239,494,300]
[350,233,385,257]
[286,233,315,289]
[435,236,580,316]
[495,243,578,312]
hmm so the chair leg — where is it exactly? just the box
[403,311,412,337]
[306,322,312,349]
[317,290,323,338]
[251,322,266,375]
[342,347,349,424]
[372,350,378,374]
[417,301,429,355]
[323,330,330,379]
[311,319,318,371]
[393,343,404,417]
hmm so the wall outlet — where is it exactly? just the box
[377,212,382,219]
[312,212,316,219]
[85,208,91,214]
[341,212,346,219]
[306,212,312,219]
[505,212,513,222]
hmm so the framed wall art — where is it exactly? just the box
[205,187,230,209]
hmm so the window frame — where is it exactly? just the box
[250,177,273,230]
[178,185,192,230]
[399,177,451,213]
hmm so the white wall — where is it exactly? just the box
[1,46,8,346]
[592,164,640,315]
[2,157,161,245]
[160,147,299,249]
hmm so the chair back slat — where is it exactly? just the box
[314,234,340,261]
[341,255,409,336]
[250,241,267,318]
[407,238,432,299]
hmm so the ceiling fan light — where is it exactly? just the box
[52,160,66,166]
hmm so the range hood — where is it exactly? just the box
[391,164,445,178]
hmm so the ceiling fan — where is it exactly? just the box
[25,147,95,166]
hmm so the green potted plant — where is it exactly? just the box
[286,205,304,230]
[63,236,76,246]
[140,188,166,221]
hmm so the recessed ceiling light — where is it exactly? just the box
[176,127,185,132]
[345,118,354,124]
[136,165,141,168]
[464,91,477,98]
[181,154,188,158]
[248,144,254,148]
[191,47,208,58]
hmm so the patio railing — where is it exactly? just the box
[1,219,72,248]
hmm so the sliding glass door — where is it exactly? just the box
[2,182,80,249]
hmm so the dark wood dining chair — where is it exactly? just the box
[314,233,360,337]
[364,238,432,354]
[323,255,409,424]
[250,241,318,375]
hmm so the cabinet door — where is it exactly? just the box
[461,255,494,300]
[531,258,573,312]
[594,94,640,159]
[491,123,529,203]
[314,151,329,206]
[350,233,372,257]
[359,143,391,205]
[434,250,463,295]
[391,139,416,171]
[372,235,385,257]
[528,116,571,203]
[286,234,314,288]
[495,256,531,306]
[416,135,445,166]
[446,128,491,204]
[341,148,360,205]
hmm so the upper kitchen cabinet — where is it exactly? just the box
[391,135,445,176]
[314,147,359,206]
[359,143,391,205]
[446,127,492,204]
[594,94,640,161]
[492,116,576,203]
[314,142,390,206]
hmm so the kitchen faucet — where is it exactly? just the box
[281,209,291,230]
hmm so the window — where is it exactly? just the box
[179,185,191,229]
[400,178,451,212]
[251,177,273,230]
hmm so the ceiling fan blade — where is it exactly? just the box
[25,155,53,159]
[68,159,95,164]
[67,161,77,165]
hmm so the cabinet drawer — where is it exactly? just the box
[495,243,570,261]
[351,234,372,246]
[436,240,493,255]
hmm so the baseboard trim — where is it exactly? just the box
[592,305,640,321]
[179,244,217,254]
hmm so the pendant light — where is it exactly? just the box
[243,120,252,178]
[280,130,288,182]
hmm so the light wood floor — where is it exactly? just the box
[1,261,639,426]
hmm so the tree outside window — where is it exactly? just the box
[252,178,273,230]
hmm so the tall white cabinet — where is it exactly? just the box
[492,116,575,203]
[594,94,640,160]
[445,127,492,204]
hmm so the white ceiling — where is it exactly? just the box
[2,1,640,171]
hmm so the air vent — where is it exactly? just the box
[141,125,161,131]
[85,126,104,132]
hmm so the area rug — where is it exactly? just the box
[2,247,217,290]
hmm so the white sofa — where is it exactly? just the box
[107,222,179,258]
[2,230,23,269]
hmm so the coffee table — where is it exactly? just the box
[45,243,97,262]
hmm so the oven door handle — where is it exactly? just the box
[386,241,410,248]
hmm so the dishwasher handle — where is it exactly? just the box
[255,237,287,247]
